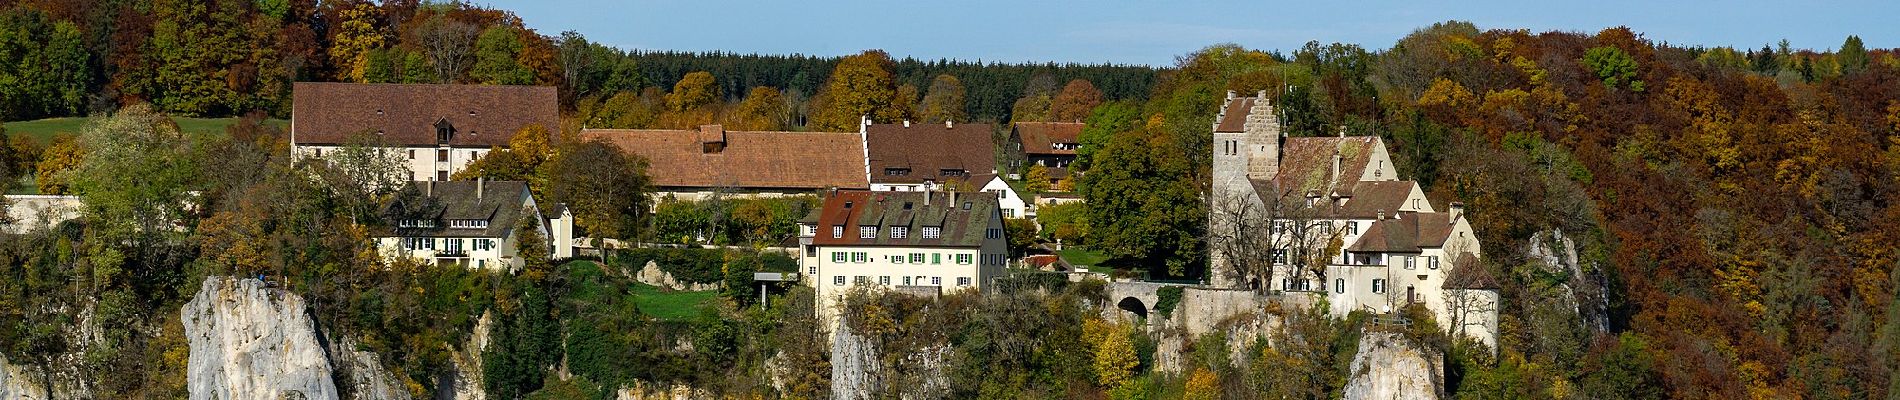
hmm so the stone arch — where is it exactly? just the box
[1117,296,1148,319]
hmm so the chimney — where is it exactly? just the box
[476,177,484,201]
[1449,202,1464,224]
[1257,90,1268,99]
[1338,125,1347,138]
[1377,209,1386,221]
[426,180,434,197]
[903,120,911,128]
[950,190,958,207]
[1331,147,1342,184]
[923,183,932,206]
[946,120,954,129]
[1225,90,1236,99]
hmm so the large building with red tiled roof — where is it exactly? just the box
[581,125,868,200]
[1207,91,1498,350]
[1008,122,1084,171]
[290,82,559,182]
[795,190,1007,324]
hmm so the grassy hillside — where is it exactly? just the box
[3,117,287,144]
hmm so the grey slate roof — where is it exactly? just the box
[382,180,534,238]
[810,190,998,248]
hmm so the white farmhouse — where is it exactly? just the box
[375,180,573,271]
[798,190,1008,324]
[1208,91,1501,349]
[290,82,559,182]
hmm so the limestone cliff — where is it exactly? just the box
[634,261,722,292]
[183,276,341,400]
[0,353,49,400]
[1342,333,1442,400]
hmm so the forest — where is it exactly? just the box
[1,0,1899,398]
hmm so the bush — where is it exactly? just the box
[1153,286,1184,318]
[611,247,727,284]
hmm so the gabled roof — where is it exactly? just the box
[381,180,533,238]
[865,123,996,184]
[1333,181,1419,219]
[1013,122,1084,156]
[1346,211,1458,253]
[1273,136,1382,192]
[581,127,869,190]
[1214,97,1257,133]
[291,82,558,147]
[810,190,998,248]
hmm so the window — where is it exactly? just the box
[1335,279,1345,294]
[802,225,816,237]
[445,238,464,253]
[833,252,846,263]
[884,167,911,176]
[1347,221,1358,235]
[956,254,973,264]
[860,226,878,239]
[910,253,925,264]
[932,253,942,264]
[903,276,913,285]
[854,276,867,284]
[407,150,415,160]
[1405,256,1416,270]
[931,277,941,285]
[1002,209,1014,218]
[832,225,844,238]
[923,227,942,239]
[437,171,448,181]
[806,246,817,257]
[314,148,323,157]
[437,149,449,162]
[1429,256,1440,270]
[809,265,817,274]
[852,252,868,263]
[879,276,890,285]
[986,228,1001,239]
[834,276,845,286]
[891,227,908,239]
[1372,279,1386,294]
[939,168,966,177]
[893,255,905,264]
[1271,249,1288,264]
[958,277,971,286]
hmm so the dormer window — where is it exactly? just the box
[859,226,878,239]
[939,168,967,177]
[832,225,843,238]
[884,168,911,176]
[433,118,454,144]
[891,227,908,239]
[922,226,941,239]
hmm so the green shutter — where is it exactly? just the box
[932,253,941,264]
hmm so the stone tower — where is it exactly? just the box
[1243,90,1283,181]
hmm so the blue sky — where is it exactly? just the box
[483,0,1899,66]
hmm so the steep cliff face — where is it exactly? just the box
[1342,333,1442,400]
[634,261,721,292]
[0,353,50,400]
[182,277,340,400]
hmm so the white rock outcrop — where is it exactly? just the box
[1342,332,1442,400]
[0,353,50,400]
[183,277,340,400]
[635,261,722,292]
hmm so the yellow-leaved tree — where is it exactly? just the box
[1085,318,1138,388]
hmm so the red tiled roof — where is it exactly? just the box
[1214,97,1257,133]
[810,190,998,248]
[1273,136,1381,192]
[581,127,869,190]
[865,123,996,184]
[1333,181,1418,219]
[291,82,558,147]
[1347,212,1457,253]
[1013,122,1084,156]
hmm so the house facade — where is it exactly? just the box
[1207,91,1500,349]
[863,120,1029,219]
[375,180,573,271]
[580,124,869,201]
[1007,121,1084,176]
[290,83,559,182]
[798,190,1008,324]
